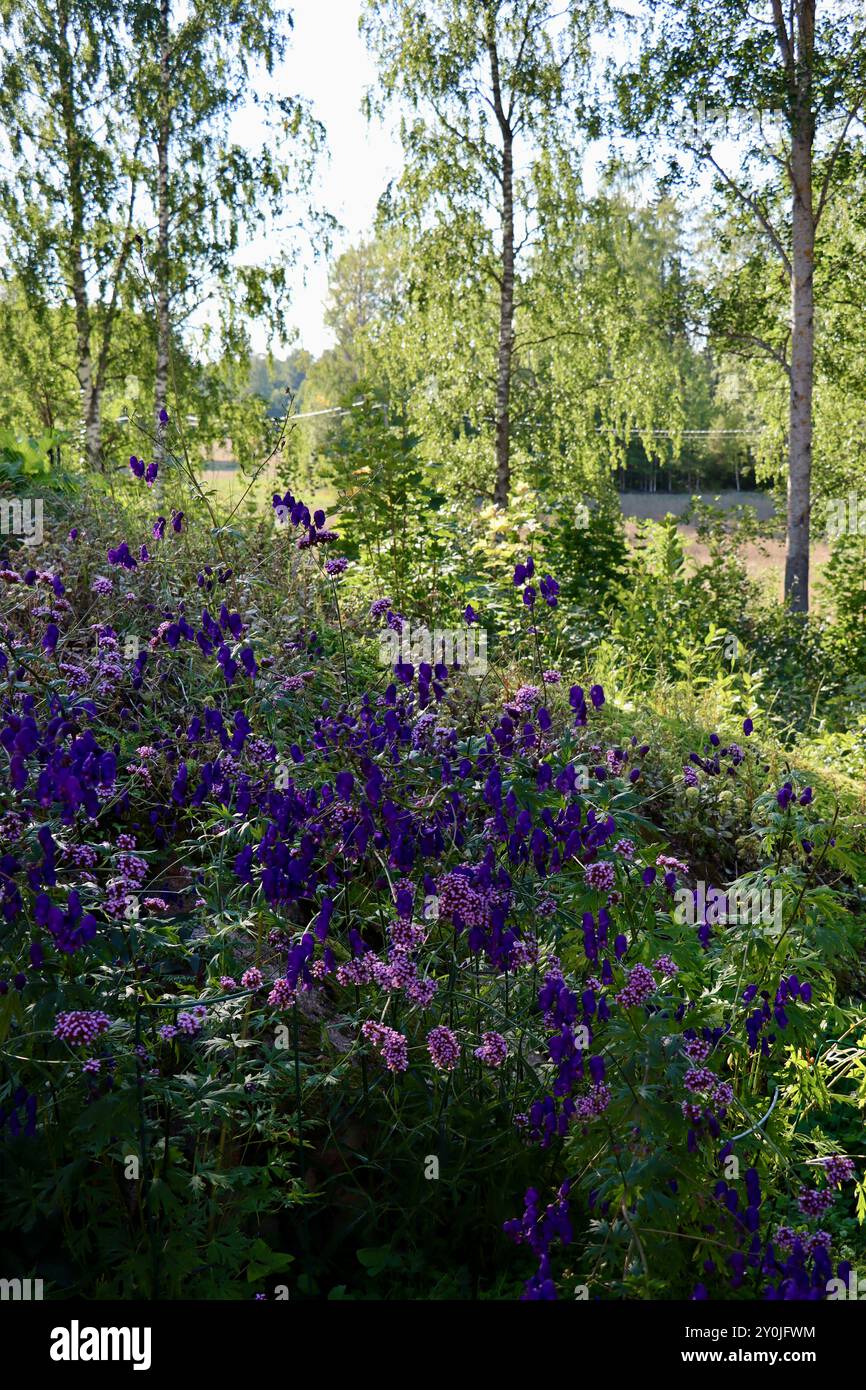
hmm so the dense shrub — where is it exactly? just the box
[1,458,865,1300]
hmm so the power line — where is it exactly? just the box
[279,398,766,439]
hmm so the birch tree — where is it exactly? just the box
[0,0,141,470]
[615,0,866,611]
[363,0,599,506]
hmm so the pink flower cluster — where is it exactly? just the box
[427,1025,460,1072]
[798,1188,835,1219]
[656,853,689,876]
[267,979,296,1009]
[821,1155,856,1185]
[436,872,487,928]
[573,1084,611,1121]
[584,861,615,892]
[653,955,679,975]
[54,1010,112,1047]
[474,1031,508,1068]
[176,1006,207,1036]
[361,1020,409,1072]
[615,963,655,1008]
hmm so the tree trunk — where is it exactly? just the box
[154,0,171,490]
[783,0,816,613]
[487,25,514,508]
[57,2,101,470]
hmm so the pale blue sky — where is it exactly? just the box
[237,0,403,357]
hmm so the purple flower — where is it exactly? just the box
[362,1020,409,1072]
[474,1031,508,1067]
[426,1025,460,1072]
[584,861,615,892]
[615,963,655,1008]
[821,1155,855,1186]
[53,1010,112,1047]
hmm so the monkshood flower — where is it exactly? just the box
[777,782,794,810]
[297,525,337,550]
[741,975,812,1051]
[107,542,137,570]
[42,623,59,654]
[53,1010,112,1047]
[503,1181,572,1300]
[0,1087,38,1138]
[463,604,480,625]
[539,575,559,608]
[34,891,98,953]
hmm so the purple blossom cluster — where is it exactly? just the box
[361,1020,409,1073]
[426,1025,460,1071]
[54,1010,112,1047]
